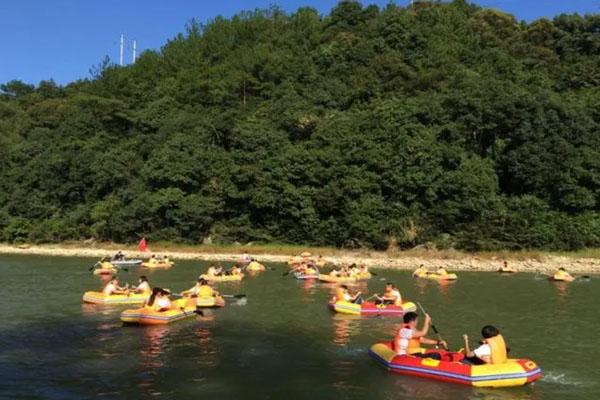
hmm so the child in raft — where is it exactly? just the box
[395,312,447,360]
[334,285,363,304]
[146,288,172,311]
[553,267,574,281]
[375,283,402,305]
[103,277,129,295]
[182,278,219,298]
[132,276,151,294]
[461,325,508,365]
[412,264,428,277]
[207,265,223,276]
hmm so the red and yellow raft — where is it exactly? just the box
[120,299,197,325]
[369,342,541,388]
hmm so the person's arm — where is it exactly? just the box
[412,314,431,338]
[463,334,472,355]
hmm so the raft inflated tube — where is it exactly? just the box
[498,267,517,273]
[141,260,174,268]
[329,300,417,316]
[199,273,244,282]
[93,268,117,275]
[293,271,319,280]
[246,261,266,271]
[549,274,574,282]
[318,273,372,283]
[369,342,541,388]
[82,291,149,305]
[120,299,197,325]
[414,271,458,281]
[196,296,225,308]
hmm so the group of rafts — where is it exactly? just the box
[85,252,264,325]
[87,252,578,389]
[287,255,546,389]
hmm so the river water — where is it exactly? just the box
[0,255,598,399]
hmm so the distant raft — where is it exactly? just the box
[329,300,417,316]
[111,259,142,268]
[82,291,149,305]
[141,259,174,268]
[294,271,319,280]
[120,299,197,325]
[369,342,542,388]
[413,270,458,281]
[245,261,266,271]
[199,273,244,282]
[318,272,372,283]
[498,267,517,273]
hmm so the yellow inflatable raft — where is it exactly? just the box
[318,272,372,283]
[199,273,244,282]
[246,261,266,271]
[329,300,416,316]
[82,291,149,305]
[413,271,458,281]
[92,261,117,275]
[196,296,225,308]
[120,299,197,325]
[141,259,174,268]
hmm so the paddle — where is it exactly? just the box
[221,294,247,299]
[417,302,448,350]
[88,262,100,272]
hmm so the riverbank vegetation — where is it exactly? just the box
[1,1,600,251]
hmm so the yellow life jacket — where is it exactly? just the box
[485,334,507,364]
[197,286,214,298]
[335,288,346,302]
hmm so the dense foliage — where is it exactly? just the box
[2,0,600,250]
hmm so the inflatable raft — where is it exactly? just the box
[329,300,417,316]
[199,273,244,282]
[245,261,266,271]
[369,342,541,388]
[141,259,174,268]
[414,271,458,281]
[93,268,117,276]
[196,296,225,308]
[498,267,517,274]
[120,299,197,325]
[294,271,319,280]
[318,273,372,283]
[111,259,142,268]
[548,274,574,282]
[83,291,149,305]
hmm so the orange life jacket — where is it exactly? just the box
[485,334,507,364]
[393,324,421,354]
[335,288,346,302]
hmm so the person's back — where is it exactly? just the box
[198,285,214,298]
[103,282,116,296]
[155,293,171,311]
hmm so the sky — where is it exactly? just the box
[0,0,598,85]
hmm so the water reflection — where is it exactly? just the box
[551,281,569,304]
[331,314,361,346]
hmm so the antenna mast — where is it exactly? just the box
[119,34,124,66]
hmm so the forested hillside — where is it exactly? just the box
[1,0,600,250]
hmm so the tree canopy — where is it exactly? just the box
[1,0,600,250]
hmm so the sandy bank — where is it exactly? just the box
[1,243,599,274]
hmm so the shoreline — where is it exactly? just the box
[1,243,600,274]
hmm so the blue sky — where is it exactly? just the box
[1,0,598,85]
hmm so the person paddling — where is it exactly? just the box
[206,265,223,276]
[133,275,151,294]
[552,267,574,282]
[376,283,402,305]
[153,289,172,311]
[462,325,508,365]
[103,277,129,296]
[334,285,362,304]
[394,312,447,360]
